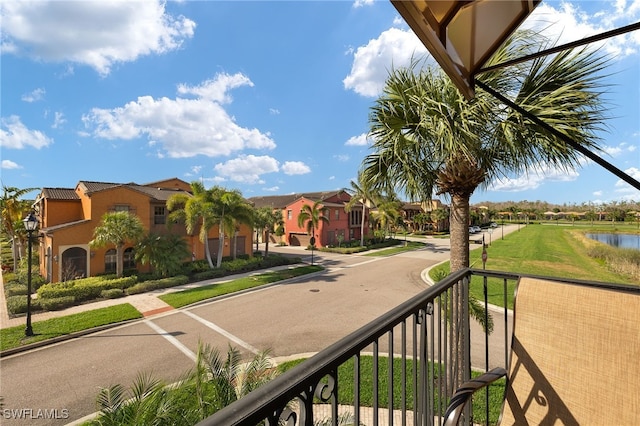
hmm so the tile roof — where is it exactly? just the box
[75,180,191,201]
[41,188,79,200]
[248,190,348,208]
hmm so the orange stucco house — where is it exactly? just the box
[34,178,253,283]
[249,190,369,247]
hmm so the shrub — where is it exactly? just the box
[192,269,227,281]
[101,288,125,299]
[5,282,28,297]
[2,272,18,283]
[126,275,189,295]
[39,296,76,311]
[6,295,42,315]
[38,276,138,302]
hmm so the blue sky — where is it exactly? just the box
[1,0,639,206]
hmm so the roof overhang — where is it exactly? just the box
[391,0,540,100]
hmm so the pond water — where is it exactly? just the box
[586,233,640,250]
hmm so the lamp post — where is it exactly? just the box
[23,212,39,337]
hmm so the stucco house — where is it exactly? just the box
[34,178,253,283]
[249,190,369,247]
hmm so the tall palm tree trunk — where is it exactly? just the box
[448,192,472,388]
[204,239,214,269]
[216,219,225,268]
[116,245,124,278]
[360,204,366,246]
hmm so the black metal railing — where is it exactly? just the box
[198,268,519,426]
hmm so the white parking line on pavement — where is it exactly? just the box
[346,258,382,268]
[144,319,197,361]
[181,310,260,354]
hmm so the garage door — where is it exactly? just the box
[289,233,311,246]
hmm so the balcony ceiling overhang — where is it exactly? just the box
[391,0,540,100]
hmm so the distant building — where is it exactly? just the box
[34,178,253,282]
[249,190,369,247]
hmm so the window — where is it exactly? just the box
[105,249,117,273]
[113,205,130,212]
[287,210,292,220]
[154,206,166,224]
[124,247,135,270]
[335,209,340,220]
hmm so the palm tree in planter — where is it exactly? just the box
[363,30,609,384]
[90,211,145,278]
[298,200,329,264]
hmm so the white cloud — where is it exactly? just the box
[0,0,195,75]
[214,155,279,184]
[282,161,311,175]
[524,2,640,57]
[353,0,374,8]
[83,73,275,158]
[613,167,640,199]
[334,154,350,162]
[0,116,53,149]
[263,186,280,192]
[1,160,21,169]
[490,164,580,192]
[177,74,252,103]
[343,27,427,97]
[52,112,66,129]
[345,133,371,146]
[21,88,45,103]
[269,108,280,115]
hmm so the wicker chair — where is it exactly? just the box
[444,276,640,425]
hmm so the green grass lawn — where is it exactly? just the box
[279,356,504,424]
[431,224,635,308]
[0,304,141,352]
[159,265,323,308]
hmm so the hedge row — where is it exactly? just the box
[6,295,42,315]
[126,275,189,295]
[37,276,138,302]
[5,254,301,316]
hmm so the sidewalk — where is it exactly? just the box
[0,263,302,330]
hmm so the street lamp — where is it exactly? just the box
[23,212,38,337]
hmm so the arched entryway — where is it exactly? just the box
[61,247,87,281]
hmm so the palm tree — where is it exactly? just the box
[135,232,190,277]
[167,182,218,269]
[1,186,37,270]
[92,344,276,425]
[297,200,330,248]
[371,195,401,240]
[432,208,449,232]
[345,171,379,246]
[254,207,284,257]
[213,188,252,266]
[362,31,608,385]
[90,211,145,278]
[363,30,608,274]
